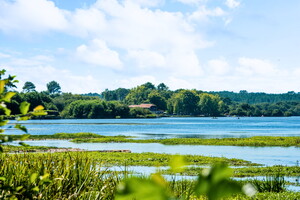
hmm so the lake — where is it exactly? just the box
[6,117,300,138]
[6,117,300,166]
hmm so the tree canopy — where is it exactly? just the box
[22,81,36,93]
[47,81,61,94]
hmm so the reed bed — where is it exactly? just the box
[0,152,121,199]
[161,166,300,177]
[71,135,300,147]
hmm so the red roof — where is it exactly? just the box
[129,104,156,108]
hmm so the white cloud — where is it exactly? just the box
[166,50,203,77]
[6,65,102,94]
[130,0,164,7]
[176,0,207,5]
[66,7,107,38]
[225,0,240,9]
[166,77,195,90]
[207,58,230,75]
[76,39,122,69]
[0,52,10,58]
[237,57,278,76]
[116,75,158,89]
[128,50,166,68]
[0,0,67,34]
[189,6,226,22]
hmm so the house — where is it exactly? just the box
[128,104,158,112]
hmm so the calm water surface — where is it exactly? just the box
[6,117,300,166]
[6,117,300,138]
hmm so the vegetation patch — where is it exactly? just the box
[3,132,131,140]
[70,135,300,147]
[161,166,300,177]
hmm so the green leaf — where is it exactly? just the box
[2,92,16,102]
[0,177,6,181]
[0,80,5,93]
[0,120,8,126]
[0,146,3,153]
[32,186,39,192]
[20,101,30,115]
[20,134,30,141]
[115,177,170,200]
[169,155,187,173]
[17,116,30,121]
[194,163,243,200]
[15,124,28,133]
[16,186,23,191]
[3,107,11,116]
[30,173,38,184]
[31,110,47,116]
[19,142,30,147]
[34,105,44,111]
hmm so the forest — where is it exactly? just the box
[5,81,300,118]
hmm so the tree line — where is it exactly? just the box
[5,81,300,118]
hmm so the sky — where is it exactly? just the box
[0,0,300,94]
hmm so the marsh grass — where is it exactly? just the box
[161,166,300,177]
[0,152,299,199]
[250,175,286,193]
[70,135,300,147]
[0,152,121,199]
[8,133,300,147]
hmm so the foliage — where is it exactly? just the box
[148,90,167,110]
[46,80,61,95]
[101,88,129,101]
[116,163,256,200]
[169,90,200,115]
[5,81,300,118]
[161,166,300,177]
[61,99,130,119]
[22,81,36,93]
[249,175,286,193]
[0,152,120,199]
[71,135,300,147]
[0,70,46,152]
[210,90,300,104]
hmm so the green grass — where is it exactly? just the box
[160,166,300,177]
[8,133,300,147]
[0,151,258,166]
[1,145,58,153]
[0,152,298,199]
[4,132,130,140]
[70,135,300,147]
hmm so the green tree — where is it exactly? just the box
[47,81,61,94]
[199,93,221,117]
[148,90,167,110]
[142,82,156,90]
[157,83,168,91]
[22,81,36,93]
[125,85,151,105]
[170,90,199,115]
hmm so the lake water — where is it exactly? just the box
[6,117,300,138]
[5,117,300,166]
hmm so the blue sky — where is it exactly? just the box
[0,0,299,94]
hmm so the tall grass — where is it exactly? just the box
[250,175,286,193]
[0,152,121,199]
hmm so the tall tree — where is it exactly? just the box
[47,81,61,94]
[170,90,199,115]
[148,90,167,110]
[157,83,168,91]
[22,81,36,93]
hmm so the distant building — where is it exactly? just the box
[128,104,157,112]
